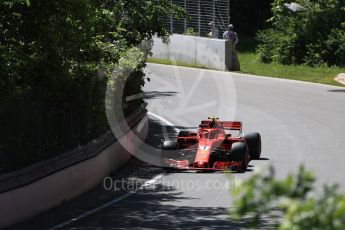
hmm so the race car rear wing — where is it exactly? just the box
[200,120,242,132]
[222,121,242,131]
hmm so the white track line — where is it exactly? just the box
[126,93,144,102]
[48,112,177,230]
[48,174,165,230]
[148,111,180,141]
[148,111,181,132]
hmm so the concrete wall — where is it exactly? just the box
[151,34,240,71]
[0,115,149,229]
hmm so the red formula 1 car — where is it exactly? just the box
[162,117,261,172]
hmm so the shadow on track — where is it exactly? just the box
[328,89,345,93]
[64,183,277,230]
[144,91,178,100]
[256,157,270,161]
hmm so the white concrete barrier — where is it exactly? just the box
[0,115,149,229]
[151,34,240,71]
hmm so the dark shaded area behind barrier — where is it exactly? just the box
[0,105,147,194]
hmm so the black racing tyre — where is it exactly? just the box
[162,140,178,150]
[230,142,248,172]
[178,131,191,137]
[242,132,261,160]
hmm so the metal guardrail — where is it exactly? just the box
[165,0,229,38]
[0,104,147,194]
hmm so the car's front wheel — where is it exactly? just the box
[230,142,249,172]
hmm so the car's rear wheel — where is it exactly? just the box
[242,132,261,160]
[230,142,248,172]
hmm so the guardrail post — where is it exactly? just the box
[198,0,201,36]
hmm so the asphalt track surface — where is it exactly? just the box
[11,63,345,230]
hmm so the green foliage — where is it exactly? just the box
[0,0,184,172]
[257,0,345,67]
[232,165,345,229]
[110,47,147,118]
[184,27,198,36]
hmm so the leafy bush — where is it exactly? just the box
[0,0,183,173]
[184,27,198,36]
[257,0,345,67]
[232,166,345,229]
[324,28,345,67]
[256,29,296,64]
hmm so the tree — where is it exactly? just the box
[0,0,184,172]
[256,0,345,66]
[231,165,345,229]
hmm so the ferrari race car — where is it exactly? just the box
[162,117,261,172]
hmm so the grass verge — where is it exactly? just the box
[238,52,344,87]
[148,54,344,87]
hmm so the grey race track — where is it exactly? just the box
[19,63,345,230]
[142,63,345,187]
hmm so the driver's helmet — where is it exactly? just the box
[209,121,218,128]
